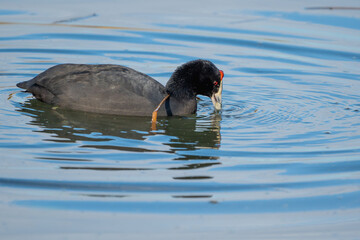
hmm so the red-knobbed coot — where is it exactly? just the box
[17,59,224,117]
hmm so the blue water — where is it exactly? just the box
[1,1,360,239]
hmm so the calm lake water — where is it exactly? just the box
[1,0,360,239]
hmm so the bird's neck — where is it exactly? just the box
[165,65,199,100]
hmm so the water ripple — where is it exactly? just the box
[0,4,360,229]
[127,30,360,60]
[1,177,359,193]
[15,190,360,213]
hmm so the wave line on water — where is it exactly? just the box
[14,190,360,214]
[0,21,163,32]
[1,177,360,193]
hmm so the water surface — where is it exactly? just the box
[1,0,360,239]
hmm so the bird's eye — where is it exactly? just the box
[214,81,219,86]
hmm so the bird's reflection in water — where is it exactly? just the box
[17,99,221,164]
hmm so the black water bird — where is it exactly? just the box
[17,59,224,117]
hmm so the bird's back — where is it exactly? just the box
[17,64,167,116]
